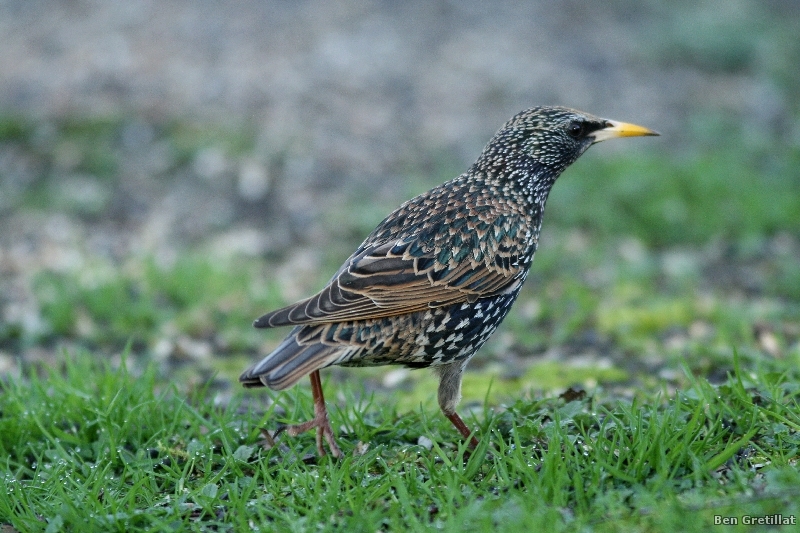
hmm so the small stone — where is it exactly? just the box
[175,337,212,362]
[210,228,270,258]
[353,441,370,456]
[382,368,409,388]
[152,338,174,361]
[193,147,229,182]
[0,352,19,377]
[237,158,270,201]
[417,436,434,450]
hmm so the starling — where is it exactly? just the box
[241,106,658,457]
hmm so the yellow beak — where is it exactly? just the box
[591,119,659,144]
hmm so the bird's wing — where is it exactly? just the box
[254,236,524,328]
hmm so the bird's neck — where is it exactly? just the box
[470,152,559,211]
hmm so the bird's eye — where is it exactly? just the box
[567,121,585,139]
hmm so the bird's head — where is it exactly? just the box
[481,106,658,179]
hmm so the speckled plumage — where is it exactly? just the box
[241,106,657,457]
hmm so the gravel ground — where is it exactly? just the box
[3,1,793,145]
[2,0,794,244]
[1,0,798,377]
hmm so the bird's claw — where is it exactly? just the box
[264,418,343,458]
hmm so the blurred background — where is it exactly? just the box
[1,0,798,404]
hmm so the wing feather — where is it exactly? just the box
[254,236,524,328]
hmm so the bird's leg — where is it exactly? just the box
[276,370,343,458]
[445,411,480,448]
[437,362,479,448]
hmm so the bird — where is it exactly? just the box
[240,106,658,458]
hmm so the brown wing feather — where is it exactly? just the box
[254,239,522,328]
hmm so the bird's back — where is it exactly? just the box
[241,170,543,388]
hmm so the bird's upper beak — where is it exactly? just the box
[591,119,659,144]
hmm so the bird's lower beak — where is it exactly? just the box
[591,119,659,144]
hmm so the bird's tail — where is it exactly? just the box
[239,331,342,390]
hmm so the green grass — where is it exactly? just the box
[0,351,798,532]
[25,254,290,352]
[0,114,258,218]
[549,144,800,247]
